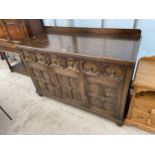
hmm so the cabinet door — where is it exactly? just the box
[21,50,83,105]
[3,19,28,40]
[82,60,127,117]
[0,20,7,39]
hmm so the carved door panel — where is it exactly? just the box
[21,50,52,93]
[82,60,126,116]
[21,49,128,120]
[22,50,83,104]
[85,80,119,116]
[46,54,82,104]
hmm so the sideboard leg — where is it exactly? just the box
[2,52,13,72]
[0,52,4,60]
[36,91,44,97]
[116,120,124,126]
[0,106,12,120]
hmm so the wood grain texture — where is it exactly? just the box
[45,26,141,40]
[125,56,155,133]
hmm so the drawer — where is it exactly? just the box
[82,60,126,80]
[22,50,36,62]
[133,100,155,115]
[135,91,155,105]
[102,64,125,79]
[133,91,155,114]
[130,109,155,128]
[36,53,47,64]
[83,61,99,75]
[47,54,64,68]
[47,54,80,72]
[66,57,80,72]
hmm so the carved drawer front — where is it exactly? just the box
[101,64,125,79]
[83,61,99,75]
[130,110,155,128]
[82,60,125,80]
[66,57,80,72]
[22,50,36,62]
[36,53,47,65]
[47,54,64,67]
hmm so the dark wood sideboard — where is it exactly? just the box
[0,23,141,125]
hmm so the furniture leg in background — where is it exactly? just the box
[0,52,13,72]
[0,106,12,120]
[0,52,4,60]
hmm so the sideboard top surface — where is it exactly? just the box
[4,27,141,63]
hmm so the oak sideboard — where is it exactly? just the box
[0,24,141,125]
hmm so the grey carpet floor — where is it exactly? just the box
[0,60,151,134]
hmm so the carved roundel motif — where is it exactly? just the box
[83,61,99,74]
[23,50,36,62]
[36,53,46,64]
[104,65,123,78]
[104,88,116,98]
[49,55,63,67]
[67,57,79,71]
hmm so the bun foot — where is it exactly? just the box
[116,121,124,126]
[36,91,44,97]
